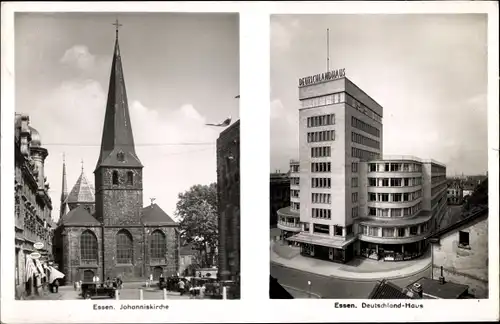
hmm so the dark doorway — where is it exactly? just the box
[153,266,163,280]
[83,269,94,282]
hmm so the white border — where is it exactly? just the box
[1,1,499,323]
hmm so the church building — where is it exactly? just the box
[54,24,180,283]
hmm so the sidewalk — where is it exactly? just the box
[270,242,431,281]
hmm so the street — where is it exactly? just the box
[271,263,431,299]
[30,286,192,300]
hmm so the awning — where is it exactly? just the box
[287,232,358,249]
[49,266,65,284]
[25,257,37,281]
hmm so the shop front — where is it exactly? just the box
[297,241,355,264]
[359,240,427,261]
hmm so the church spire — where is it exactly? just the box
[95,20,142,171]
[60,153,68,221]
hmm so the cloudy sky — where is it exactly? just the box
[15,12,239,222]
[271,14,488,176]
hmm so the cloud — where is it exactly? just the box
[60,45,96,71]
[34,45,219,221]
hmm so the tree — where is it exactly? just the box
[175,183,218,268]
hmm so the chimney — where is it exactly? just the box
[411,283,423,298]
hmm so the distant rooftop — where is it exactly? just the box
[407,277,469,299]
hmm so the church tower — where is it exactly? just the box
[94,21,145,280]
[59,154,69,223]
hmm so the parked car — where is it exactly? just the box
[80,282,116,299]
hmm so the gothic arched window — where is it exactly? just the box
[116,229,133,264]
[80,230,98,263]
[112,171,119,185]
[127,171,133,185]
[150,230,166,259]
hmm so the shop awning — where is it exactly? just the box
[287,232,358,249]
[49,266,65,284]
[34,259,46,278]
[25,257,37,281]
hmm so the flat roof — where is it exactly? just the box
[408,277,469,299]
[369,155,446,167]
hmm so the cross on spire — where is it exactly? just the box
[81,159,84,172]
[150,198,156,205]
[112,19,122,39]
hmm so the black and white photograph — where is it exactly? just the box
[11,11,240,302]
[269,14,491,299]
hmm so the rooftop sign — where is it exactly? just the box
[299,68,346,87]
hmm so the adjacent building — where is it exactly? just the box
[428,206,489,298]
[447,180,463,205]
[54,28,179,284]
[284,69,447,263]
[276,160,301,243]
[216,119,240,288]
[270,172,290,227]
[14,114,56,298]
[368,277,470,299]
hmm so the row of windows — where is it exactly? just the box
[312,193,331,204]
[352,147,380,161]
[345,93,382,123]
[307,223,354,236]
[369,162,422,173]
[352,177,358,188]
[352,162,358,173]
[81,229,167,264]
[312,208,332,219]
[311,162,331,173]
[351,132,381,150]
[290,189,300,198]
[432,165,446,174]
[312,177,331,188]
[368,177,423,187]
[431,182,448,197]
[307,114,335,128]
[351,116,381,138]
[291,177,300,186]
[368,202,422,218]
[311,146,331,158]
[291,202,300,210]
[360,221,429,238]
[290,164,299,173]
[352,192,358,203]
[368,191,422,203]
[307,130,335,143]
[300,92,346,109]
[432,175,447,184]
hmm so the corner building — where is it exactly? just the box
[286,70,446,263]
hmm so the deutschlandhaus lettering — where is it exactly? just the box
[298,68,346,87]
[361,302,424,309]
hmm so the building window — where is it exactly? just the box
[311,146,331,158]
[368,193,376,202]
[352,207,359,218]
[369,164,377,172]
[112,171,119,185]
[368,178,377,186]
[127,171,134,185]
[352,162,358,173]
[352,177,358,188]
[334,226,343,236]
[397,228,406,237]
[312,208,331,220]
[116,229,133,264]
[80,230,98,263]
[307,114,335,128]
[150,230,166,259]
[458,231,470,248]
[369,227,379,236]
[369,207,376,216]
[311,162,331,173]
[351,192,358,203]
[382,228,394,237]
[410,226,418,236]
[313,223,330,235]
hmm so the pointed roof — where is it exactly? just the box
[60,155,68,220]
[142,203,177,226]
[61,205,100,226]
[67,167,95,204]
[95,28,142,171]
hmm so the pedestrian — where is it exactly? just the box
[53,279,59,293]
[178,279,185,296]
[149,273,153,286]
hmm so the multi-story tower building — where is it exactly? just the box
[287,69,383,263]
[286,69,446,263]
[270,171,290,227]
[217,120,240,289]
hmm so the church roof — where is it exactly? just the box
[95,30,142,171]
[61,205,100,226]
[67,169,95,204]
[142,204,177,226]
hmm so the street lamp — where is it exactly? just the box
[307,280,311,298]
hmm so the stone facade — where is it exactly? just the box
[14,114,56,299]
[431,213,488,298]
[217,120,240,283]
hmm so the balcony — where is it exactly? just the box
[277,221,301,232]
